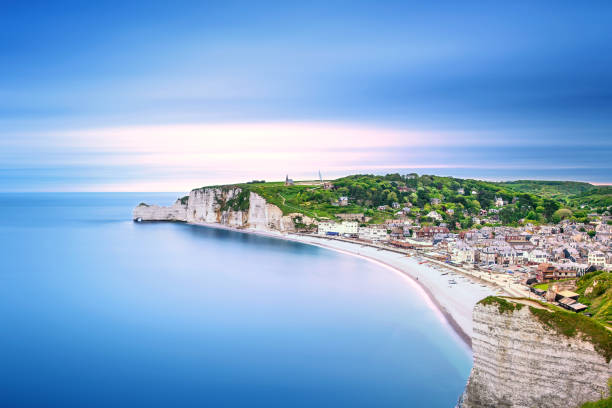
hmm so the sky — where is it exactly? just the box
[1,0,611,191]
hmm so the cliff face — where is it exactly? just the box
[133,187,310,232]
[459,299,611,408]
[132,200,188,222]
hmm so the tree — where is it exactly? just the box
[542,199,560,221]
[553,208,573,222]
[386,191,398,205]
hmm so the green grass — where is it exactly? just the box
[478,296,524,314]
[533,278,575,291]
[497,180,595,199]
[581,380,612,408]
[186,174,609,227]
[581,397,612,408]
[529,306,612,363]
[479,296,612,363]
[575,271,612,326]
[571,186,612,208]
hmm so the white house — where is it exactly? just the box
[588,251,606,268]
[318,221,358,236]
[479,247,497,264]
[528,249,548,264]
[358,226,389,242]
[452,243,476,264]
[426,211,443,221]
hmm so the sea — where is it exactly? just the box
[0,193,471,407]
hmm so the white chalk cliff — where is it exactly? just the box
[458,299,611,408]
[133,187,313,232]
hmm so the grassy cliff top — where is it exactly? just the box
[479,296,612,363]
[576,271,612,326]
[184,174,610,228]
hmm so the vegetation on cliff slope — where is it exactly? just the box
[222,189,250,212]
[580,380,612,408]
[478,296,524,314]
[576,271,612,326]
[479,296,612,363]
[190,174,610,229]
[528,306,612,363]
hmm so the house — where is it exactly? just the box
[426,211,443,221]
[317,221,359,236]
[416,226,450,239]
[528,249,548,264]
[284,175,294,186]
[557,297,588,312]
[390,226,405,238]
[457,188,465,195]
[391,202,401,209]
[358,226,389,242]
[336,213,364,221]
[430,198,442,205]
[338,196,349,206]
[588,250,606,267]
[452,243,476,264]
[496,247,517,265]
[555,290,580,301]
[505,235,530,244]
[536,263,557,282]
[377,205,388,211]
[323,182,334,190]
[495,197,504,207]
[446,208,454,215]
[479,247,497,264]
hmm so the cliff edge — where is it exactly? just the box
[459,297,612,408]
[133,186,315,232]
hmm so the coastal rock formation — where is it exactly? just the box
[458,298,612,408]
[132,200,188,222]
[133,187,311,232]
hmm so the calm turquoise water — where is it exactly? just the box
[0,193,471,407]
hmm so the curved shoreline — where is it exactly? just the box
[179,221,480,349]
[278,235,472,348]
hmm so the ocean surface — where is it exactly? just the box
[0,193,471,407]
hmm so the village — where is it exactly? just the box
[310,197,612,314]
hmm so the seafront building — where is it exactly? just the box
[317,221,358,237]
[314,214,612,285]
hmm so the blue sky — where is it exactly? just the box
[1,1,611,191]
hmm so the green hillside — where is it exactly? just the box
[571,186,612,208]
[496,180,595,199]
[576,271,612,327]
[187,174,609,230]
